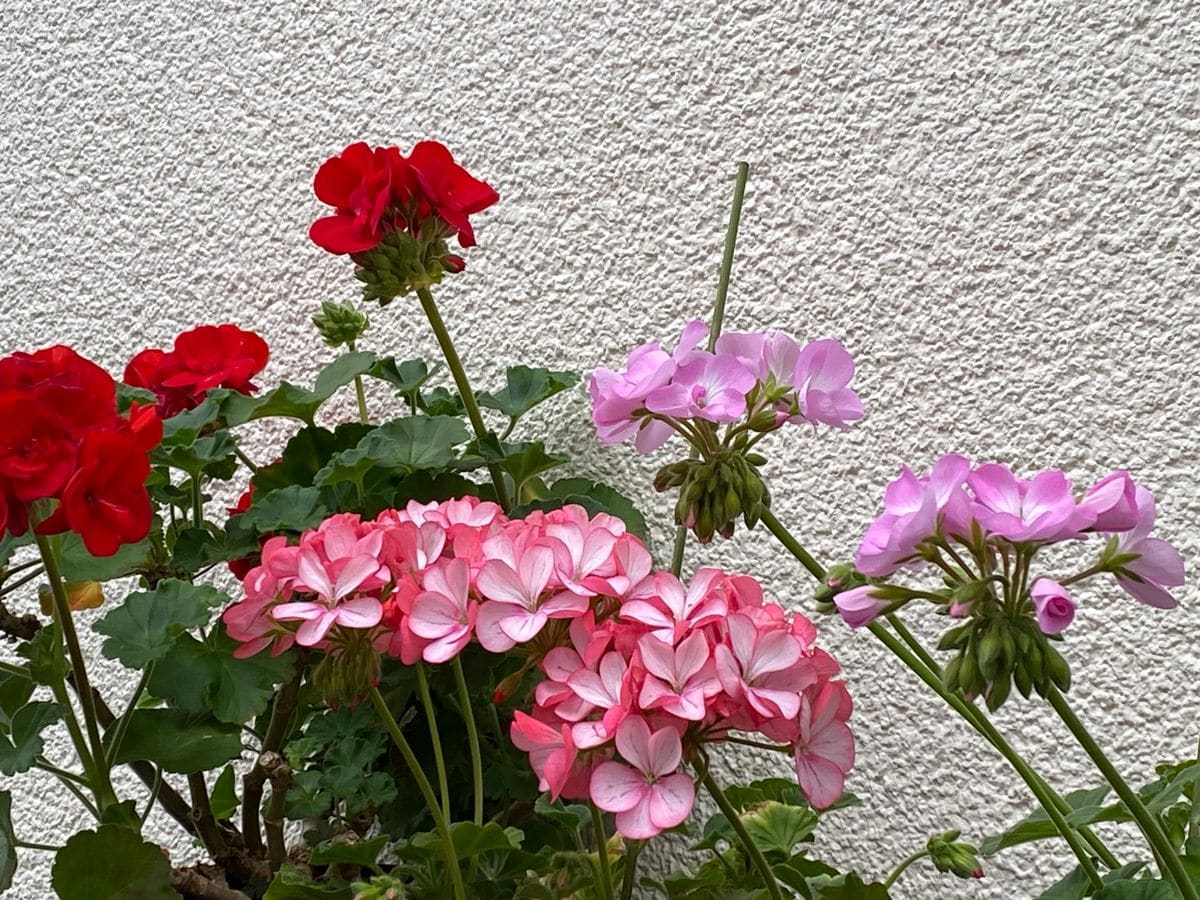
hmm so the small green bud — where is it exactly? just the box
[312,299,371,348]
[927,831,984,880]
[985,671,1012,711]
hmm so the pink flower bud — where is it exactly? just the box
[1030,578,1076,635]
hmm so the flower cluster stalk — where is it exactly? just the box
[696,754,784,900]
[590,803,616,900]
[416,285,511,510]
[415,662,451,821]
[451,657,485,827]
[370,685,467,900]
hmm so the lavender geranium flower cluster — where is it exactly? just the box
[827,456,1184,709]
[589,321,864,541]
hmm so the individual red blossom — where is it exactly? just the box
[0,345,117,435]
[0,393,78,502]
[125,324,269,418]
[406,141,499,248]
[37,430,153,556]
[310,143,408,254]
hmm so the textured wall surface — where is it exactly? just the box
[2,1,1198,896]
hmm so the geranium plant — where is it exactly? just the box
[0,144,1192,900]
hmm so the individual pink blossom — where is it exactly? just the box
[567,650,634,748]
[535,646,596,722]
[792,339,864,429]
[967,465,1079,542]
[475,537,560,651]
[855,454,971,577]
[1030,577,1076,634]
[792,681,855,809]
[510,711,580,801]
[644,355,756,424]
[1112,486,1185,609]
[620,567,726,644]
[588,341,677,448]
[408,559,477,663]
[589,717,696,839]
[831,585,889,629]
[1076,471,1140,533]
[581,532,653,598]
[272,547,387,646]
[637,632,722,721]
[713,614,812,720]
[714,330,802,387]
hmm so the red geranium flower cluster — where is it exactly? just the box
[0,346,161,556]
[125,324,269,418]
[309,141,499,256]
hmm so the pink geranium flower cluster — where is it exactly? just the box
[514,565,854,837]
[589,321,863,453]
[839,455,1184,634]
[222,496,854,839]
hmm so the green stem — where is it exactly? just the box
[697,759,784,900]
[233,445,259,473]
[719,736,792,754]
[106,661,153,766]
[415,285,511,511]
[590,804,616,900]
[0,660,29,677]
[369,686,466,900]
[668,162,750,577]
[886,615,1120,870]
[882,849,928,889]
[348,340,370,423]
[451,657,484,827]
[0,568,44,598]
[414,662,451,821]
[757,508,825,580]
[191,476,204,527]
[868,622,1105,890]
[34,532,117,812]
[620,840,643,900]
[140,767,163,829]
[1046,687,1198,899]
[1189,733,1200,843]
[1058,563,1107,588]
[39,764,100,819]
[14,839,61,852]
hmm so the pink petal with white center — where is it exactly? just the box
[589,761,646,813]
[614,717,655,774]
[408,593,461,637]
[498,608,549,644]
[296,610,338,646]
[794,753,846,810]
[271,601,325,621]
[477,561,529,606]
[333,597,383,629]
[475,601,519,652]
[968,464,1023,517]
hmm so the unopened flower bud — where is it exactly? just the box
[40,581,106,615]
[927,831,984,880]
[312,300,371,348]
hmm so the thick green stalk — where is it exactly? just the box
[415,286,511,510]
[882,849,928,889]
[451,657,484,827]
[590,804,616,900]
[868,623,1104,890]
[34,532,118,812]
[105,661,154,766]
[370,686,466,900]
[756,508,825,580]
[1046,687,1198,900]
[1190,733,1200,843]
[348,339,370,423]
[415,662,451,821]
[620,840,643,900]
[697,760,784,900]
[885,615,1120,870]
[669,162,750,577]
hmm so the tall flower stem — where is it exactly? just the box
[415,285,511,510]
[1046,686,1198,900]
[369,685,467,900]
[34,532,118,813]
[415,662,451,821]
[451,657,484,827]
[756,508,1111,887]
[696,756,784,900]
[885,615,1119,869]
[620,839,643,900]
[590,803,616,900]
[669,161,750,576]
[348,339,370,424]
[882,849,929,890]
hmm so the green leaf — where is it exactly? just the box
[807,872,892,899]
[0,701,62,775]
[210,764,239,820]
[1093,880,1176,899]
[252,424,374,494]
[490,441,570,497]
[226,352,377,426]
[450,822,523,859]
[310,834,389,869]
[230,485,330,537]
[100,799,142,831]
[0,791,16,892]
[369,356,438,395]
[421,386,465,417]
[57,533,154,582]
[51,825,178,899]
[0,670,34,730]
[149,630,296,724]
[0,532,32,569]
[160,394,227,447]
[477,365,580,424]
[93,579,227,669]
[264,862,350,899]
[170,527,229,574]
[16,625,67,685]
[154,431,237,478]
[111,708,241,774]
[315,415,472,488]
[741,801,819,856]
[980,786,1110,855]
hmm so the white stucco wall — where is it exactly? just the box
[2,1,1198,896]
